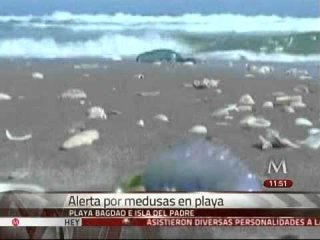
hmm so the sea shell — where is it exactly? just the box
[61,89,87,99]
[154,114,169,123]
[0,93,12,100]
[5,129,32,141]
[299,132,320,149]
[87,106,107,119]
[239,94,255,105]
[32,72,44,79]
[283,106,295,113]
[295,118,313,127]
[61,130,99,150]
[211,104,238,118]
[266,129,300,149]
[137,119,145,127]
[240,116,271,128]
[262,101,274,109]
[188,125,208,135]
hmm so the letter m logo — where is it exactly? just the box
[268,156,288,174]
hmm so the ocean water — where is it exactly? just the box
[0,11,319,62]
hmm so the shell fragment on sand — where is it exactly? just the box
[137,119,145,127]
[0,93,12,100]
[309,128,320,135]
[274,95,302,106]
[32,72,44,79]
[237,105,253,112]
[262,101,274,109]
[290,101,307,109]
[240,115,271,129]
[60,89,87,99]
[239,94,255,105]
[295,118,313,127]
[154,114,169,123]
[258,129,300,150]
[294,85,309,94]
[5,129,32,141]
[211,104,238,118]
[246,64,274,75]
[193,78,220,89]
[0,183,45,193]
[61,130,99,150]
[189,125,208,135]
[87,106,107,119]
[283,106,295,113]
[136,91,160,97]
[258,135,273,150]
[299,132,320,150]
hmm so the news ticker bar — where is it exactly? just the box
[3,217,320,227]
[2,192,320,209]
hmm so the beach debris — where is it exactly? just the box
[258,135,273,150]
[87,106,107,119]
[295,118,313,127]
[0,183,45,193]
[309,128,320,135]
[215,88,222,94]
[245,73,255,78]
[0,93,12,101]
[290,101,307,109]
[240,115,271,129]
[61,129,99,150]
[134,74,145,79]
[183,61,195,66]
[137,119,145,127]
[272,91,287,97]
[298,132,320,149]
[274,95,302,106]
[264,129,300,149]
[188,125,208,135]
[211,104,238,118]
[299,75,312,80]
[286,68,309,77]
[60,89,87,99]
[246,64,273,75]
[5,129,32,141]
[262,101,274,109]
[107,110,123,116]
[294,85,309,94]
[74,63,99,69]
[136,91,160,97]
[237,105,253,112]
[136,49,196,64]
[32,72,44,79]
[153,114,169,123]
[193,78,219,89]
[283,106,295,113]
[239,94,255,105]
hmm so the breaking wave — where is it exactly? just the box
[0,11,318,61]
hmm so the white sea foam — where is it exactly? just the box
[1,11,319,33]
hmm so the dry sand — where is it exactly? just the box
[0,58,319,238]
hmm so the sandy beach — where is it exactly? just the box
[0,59,320,239]
[0,58,319,192]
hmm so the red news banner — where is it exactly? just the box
[2,192,320,227]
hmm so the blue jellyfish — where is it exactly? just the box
[142,136,261,192]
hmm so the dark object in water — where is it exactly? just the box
[136,49,196,64]
[142,136,261,192]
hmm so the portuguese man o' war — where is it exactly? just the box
[142,137,261,192]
